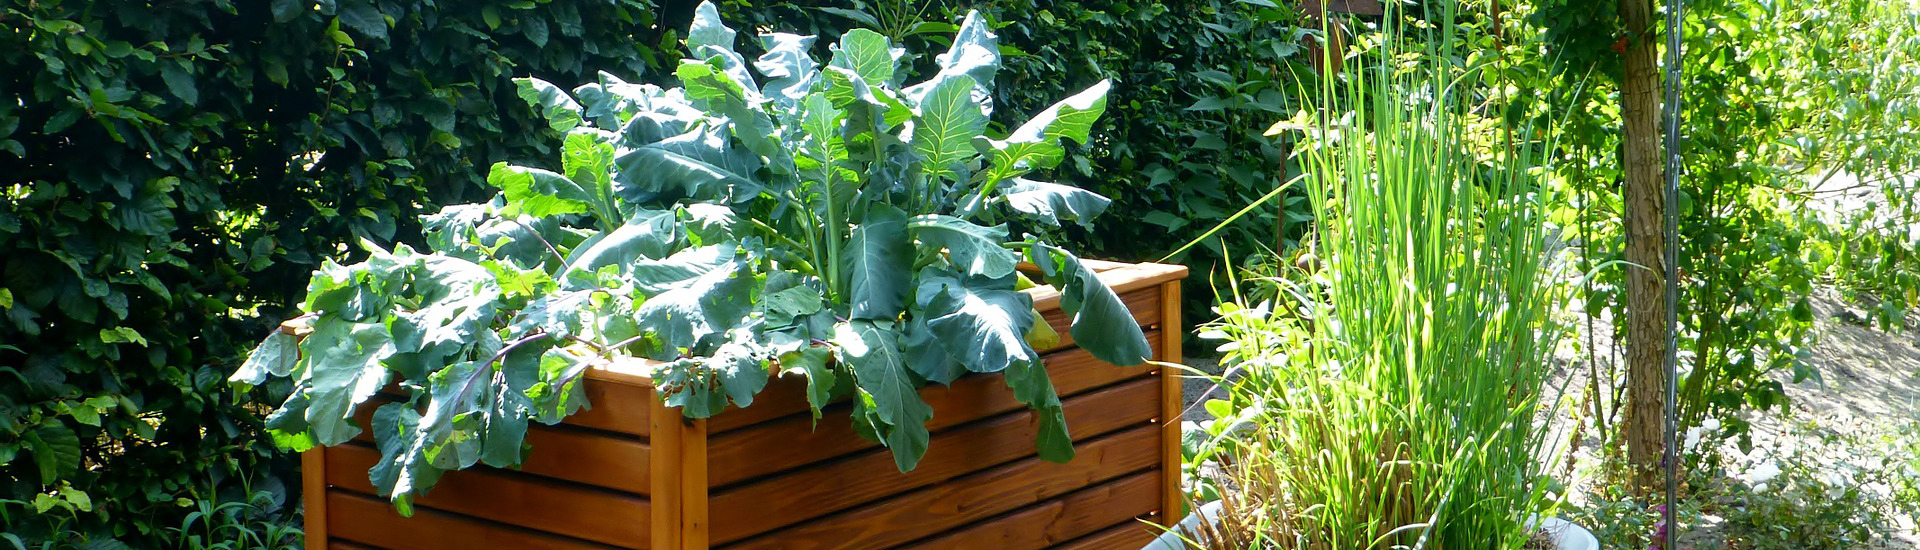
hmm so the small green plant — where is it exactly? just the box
[1171,1,1572,546]
[231,2,1147,513]
[1709,420,1917,549]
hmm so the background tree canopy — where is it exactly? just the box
[0,0,1299,544]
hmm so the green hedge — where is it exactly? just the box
[0,0,1298,544]
[0,1,670,544]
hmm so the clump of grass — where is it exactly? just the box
[1184,1,1569,548]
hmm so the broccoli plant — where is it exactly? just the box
[230,2,1145,513]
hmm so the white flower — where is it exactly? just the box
[1744,460,1782,486]
[1701,418,1721,431]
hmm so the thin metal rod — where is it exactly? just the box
[1660,0,1685,547]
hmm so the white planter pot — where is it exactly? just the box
[1142,502,1601,550]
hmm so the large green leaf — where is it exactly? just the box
[489,162,595,220]
[844,205,913,320]
[513,77,583,133]
[28,423,80,486]
[828,29,902,87]
[755,33,819,108]
[560,129,623,225]
[907,215,1018,280]
[779,346,836,419]
[230,330,299,388]
[628,244,739,295]
[979,80,1112,187]
[834,320,932,471]
[631,258,754,357]
[901,314,964,385]
[1024,242,1151,366]
[300,318,397,445]
[366,402,430,517]
[612,127,763,204]
[910,75,987,180]
[387,256,501,381]
[676,60,783,164]
[917,274,1038,375]
[561,209,681,283]
[999,178,1112,228]
[903,11,999,109]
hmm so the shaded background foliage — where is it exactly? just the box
[2,0,1296,544]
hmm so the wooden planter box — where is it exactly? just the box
[302,261,1188,549]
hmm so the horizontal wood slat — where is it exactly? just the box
[554,378,654,437]
[1052,520,1164,550]
[345,401,651,495]
[327,540,380,550]
[324,490,617,550]
[707,331,1162,487]
[709,377,1162,544]
[325,444,649,547]
[720,425,1165,550]
[1038,284,1163,353]
[904,469,1160,549]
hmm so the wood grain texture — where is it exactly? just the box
[346,401,650,495]
[720,425,1165,550]
[1160,279,1186,521]
[706,332,1162,487]
[649,399,709,550]
[710,378,1162,544]
[324,490,618,549]
[324,444,648,547]
[326,540,380,550]
[902,470,1160,549]
[561,378,654,437]
[304,447,328,550]
[1051,520,1163,550]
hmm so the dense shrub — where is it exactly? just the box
[0,0,670,544]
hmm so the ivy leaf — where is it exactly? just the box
[907,215,1018,280]
[917,274,1038,375]
[28,423,81,486]
[513,77,584,133]
[300,318,397,445]
[834,320,932,471]
[999,178,1112,228]
[1025,242,1151,366]
[844,205,913,320]
[980,80,1112,186]
[910,75,987,180]
[828,29,902,87]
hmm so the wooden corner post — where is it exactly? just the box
[649,397,709,549]
[1158,277,1185,522]
[302,446,328,550]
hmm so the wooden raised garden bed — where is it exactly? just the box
[301,261,1189,549]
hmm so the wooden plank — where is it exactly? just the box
[720,425,1165,549]
[709,378,1162,544]
[1027,262,1188,315]
[346,401,651,495]
[1160,279,1186,521]
[706,333,1163,487]
[324,490,615,550]
[1052,520,1163,550]
[324,444,648,547]
[904,470,1160,549]
[562,378,655,437]
[304,447,328,550]
[650,399,709,550]
[1037,284,1163,353]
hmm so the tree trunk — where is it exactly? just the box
[1617,0,1669,494]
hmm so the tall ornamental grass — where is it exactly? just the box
[1187,2,1570,547]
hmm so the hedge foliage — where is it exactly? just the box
[0,0,670,544]
[1,0,1300,544]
